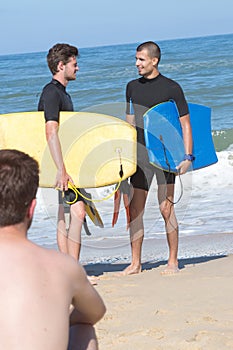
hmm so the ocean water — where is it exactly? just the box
[0,34,232,262]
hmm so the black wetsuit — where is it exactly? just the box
[38,78,83,204]
[126,74,189,190]
[38,79,73,120]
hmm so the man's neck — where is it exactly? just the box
[143,69,160,80]
[0,224,28,240]
[53,74,68,87]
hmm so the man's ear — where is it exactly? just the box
[27,199,37,221]
[57,60,64,71]
[152,57,159,67]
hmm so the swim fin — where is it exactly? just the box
[112,179,131,230]
[83,217,92,235]
[79,188,104,228]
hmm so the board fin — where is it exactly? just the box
[112,179,131,230]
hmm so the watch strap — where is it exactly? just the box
[183,154,195,161]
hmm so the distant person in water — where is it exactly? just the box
[123,41,193,275]
[0,149,106,350]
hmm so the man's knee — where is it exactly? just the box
[129,204,145,222]
[159,202,174,221]
[70,202,86,221]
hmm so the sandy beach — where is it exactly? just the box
[83,233,233,350]
[36,190,233,349]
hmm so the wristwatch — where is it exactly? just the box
[183,154,195,161]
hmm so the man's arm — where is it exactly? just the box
[45,120,71,190]
[69,263,106,326]
[126,114,136,128]
[176,114,193,174]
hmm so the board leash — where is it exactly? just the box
[65,148,124,203]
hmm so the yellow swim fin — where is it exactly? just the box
[79,188,104,228]
[84,201,104,228]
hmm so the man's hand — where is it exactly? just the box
[55,167,74,191]
[176,160,192,175]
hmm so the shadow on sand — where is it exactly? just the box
[84,254,227,277]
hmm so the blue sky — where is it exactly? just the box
[1,0,233,55]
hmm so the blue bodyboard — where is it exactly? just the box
[144,101,218,173]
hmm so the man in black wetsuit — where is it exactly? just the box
[123,41,194,275]
[38,43,86,263]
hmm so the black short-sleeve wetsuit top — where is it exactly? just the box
[38,79,73,121]
[126,74,189,189]
[38,79,85,202]
[126,73,189,163]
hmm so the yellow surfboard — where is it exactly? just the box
[0,111,137,188]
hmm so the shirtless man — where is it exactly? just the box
[0,149,106,350]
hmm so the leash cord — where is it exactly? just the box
[67,149,124,203]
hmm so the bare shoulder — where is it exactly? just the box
[36,245,87,282]
[36,245,106,325]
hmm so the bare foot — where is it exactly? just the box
[117,264,142,276]
[87,275,99,285]
[160,264,179,276]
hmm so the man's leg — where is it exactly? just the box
[68,200,98,285]
[68,324,98,350]
[57,204,68,254]
[122,188,148,275]
[158,183,179,274]
[68,201,86,260]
